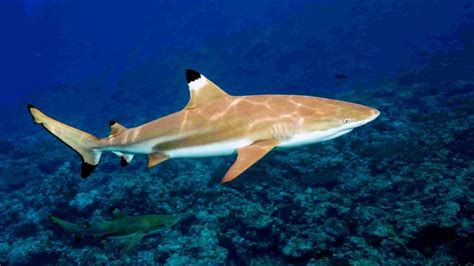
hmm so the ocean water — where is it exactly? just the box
[1,0,473,264]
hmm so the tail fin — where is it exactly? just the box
[49,215,83,234]
[27,105,102,178]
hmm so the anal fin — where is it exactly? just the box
[221,139,278,184]
[112,152,134,167]
[148,152,169,168]
[120,157,129,167]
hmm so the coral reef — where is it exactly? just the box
[1,74,472,264]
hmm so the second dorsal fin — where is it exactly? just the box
[109,121,127,136]
[112,207,126,219]
[184,69,230,109]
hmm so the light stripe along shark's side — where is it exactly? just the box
[28,69,380,183]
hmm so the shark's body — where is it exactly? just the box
[28,69,379,183]
[50,209,180,251]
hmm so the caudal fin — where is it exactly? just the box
[49,215,85,236]
[27,105,102,178]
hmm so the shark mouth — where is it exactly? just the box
[278,127,354,148]
[322,129,353,141]
[346,111,380,129]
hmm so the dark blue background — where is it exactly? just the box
[1,0,469,105]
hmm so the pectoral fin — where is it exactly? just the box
[148,152,169,168]
[221,139,278,184]
[124,233,145,252]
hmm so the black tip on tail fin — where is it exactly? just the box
[186,69,201,83]
[28,105,103,178]
[81,162,97,178]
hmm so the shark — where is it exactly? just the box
[28,69,379,183]
[49,208,180,251]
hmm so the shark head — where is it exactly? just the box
[278,97,380,147]
[323,99,380,138]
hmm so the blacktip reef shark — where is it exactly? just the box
[28,69,379,183]
[50,208,180,252]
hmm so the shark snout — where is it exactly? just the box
[349,108,380,128]
[359,108,380,126]
[370,108,380,121]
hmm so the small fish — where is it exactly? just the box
[50,208,181,252]
[334,73,349,80]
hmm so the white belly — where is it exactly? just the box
[278,129,352,148]
[105,139,158,154]
[105,128,351,158]
[165,138,253,158]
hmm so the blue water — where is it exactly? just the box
[1,0,473,264]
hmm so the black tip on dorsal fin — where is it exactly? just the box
[120,157,129,167]
[109,120,117,126]
[81,162,97,178]
[186,69,201,84]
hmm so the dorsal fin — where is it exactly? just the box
[111,207,126,219]
[184,69,230,109]
[109,121,127,136]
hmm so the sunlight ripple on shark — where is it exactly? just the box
[28,69,380,183]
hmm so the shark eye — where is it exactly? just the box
[343,118,352,124]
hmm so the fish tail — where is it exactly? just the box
[49,215,83,234]
[27,104,104,178]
